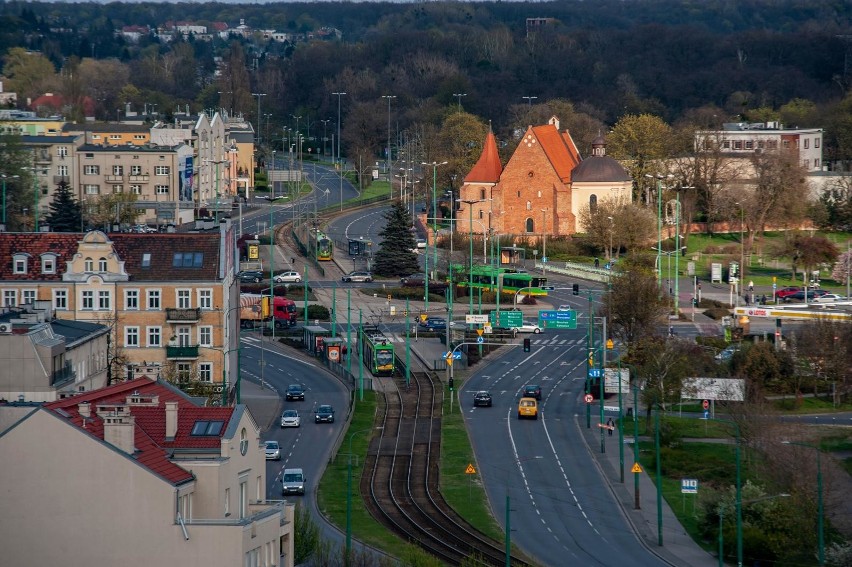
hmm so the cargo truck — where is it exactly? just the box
[239,294,298,329]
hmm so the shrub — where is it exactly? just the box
[307,304,330,321]
[703,307,731,320]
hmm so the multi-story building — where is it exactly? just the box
[0,227,239,395]
[75,142,195,226]
[0,109,65,136]
[695,122,824,172]
[63,121,151,147]
[20,134,84,223]
[0,302,110,402]
[0,376,294,567]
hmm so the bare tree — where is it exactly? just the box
[600,254,669,343]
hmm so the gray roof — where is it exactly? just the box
[49,319,110,347]
[63,122,151,133]
[77,143,182,153]
[20,135,81,144]
[572,156,632,183]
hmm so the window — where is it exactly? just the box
[134,134,145,140]
[97,290,109,310]
[154,166,170,176]
[125,289,139,310]
[745,140,753,149]
[783,140,790,149]
[525,218,534,233]
[84,185,100,195]
[3,289,17,307]
[199,326,212,347]
[82,290,94,310]
[815,138,821,148]
[190,420,224,436]
[109,134,121,140]
[480,189,486,199]
[53,289,67,310]
[147,326,161,347]
[173,252,203,267]
[239,481,247,519]
[804,139,809,149]
[199,362,212,382]
[225,488,230,517]
[57,165,68,176]
[84,165,100,175]
[177,327,191,346]
[526,201,531,211]
[112,185,123,194]
[130,185,142,194]
[98,258,108,272]
[113,165,124,175]
[84,258,93,272]
[58,146,68,158]
[804,159,810,168]
[815,159,820,168]
[155,185,169,195]
[723,141,730,149]
[590,194,597,211]
[198,289,212,310]
[141,253,151,268]
[176,362,191,382]
[125,326,139,347]
[130,165,142,175]
[22,289,36,305]
[733,141,743,150]
[13,254,27,274]
[147,289,161,310]
[85,153,94,159]
[177,289,191,309]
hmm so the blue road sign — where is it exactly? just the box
[476,336,484,344]
[541,286,555,291]
[442,352,463,360]
[703,410,709,419]
[588,368,603,378]
[538,310,578,329]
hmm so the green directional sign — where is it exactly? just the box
[489,310,523,328]
[538,310,577,329]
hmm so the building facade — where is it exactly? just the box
[695,122,824,172]
[19,134,84,224]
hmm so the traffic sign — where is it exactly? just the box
[476,336,484,344]
[465,464,476,474]
[420,314,428,322]
[476,329,484,336]
[584,394,594,403]
[490,310,523,328]
[587,368,603,378]
[631,463,643,473]
[442,351,462,360]
[681,478,698,494]
[541,286,555,291]
[702,399,710,410]
[465,314,489,324]
[538,309,577,329]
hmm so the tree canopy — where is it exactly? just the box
[372,201,420,277]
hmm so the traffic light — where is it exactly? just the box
[387,294,392,300]
[588,348,595,366]
[448,377,454,391]
[572,283,580,295]
[523,338,531,352]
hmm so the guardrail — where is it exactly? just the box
[536,261,612,284]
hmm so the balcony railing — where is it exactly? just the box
[166,344,199,359]
[105,175,124,183]
[34,153,52,164]
[166,307,201,323]
[129,174,149,183]
[51,362,76,385]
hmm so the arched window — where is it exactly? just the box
[84,257,93,272]
[98,257,108,272]
[590,194,598,211]
[525,218,535,233]
[526,201,531,211]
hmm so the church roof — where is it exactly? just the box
[464,131,502,183]
[571,155,633,182]
[529,124,582,183]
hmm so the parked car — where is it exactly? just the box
[286,384,305,401]
[238,270,265,283]
[280,409,301,428]
[419,317,447,331]
[511,321,543,334]
[314,404,335,423]
[342,271,373,283]
[812,293,847,303]
[522,384,542,400]
[775,286,802,299]
[264,440,281,460]
[784,289,828,302]
[274,270,302,283]
[473,391,493,407]
[517,397,538,420]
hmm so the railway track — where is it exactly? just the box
[361,363,531,566]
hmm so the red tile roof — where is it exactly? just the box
[45,377,234,485]
[464,131,503,183]
[531,124,582,183]
[0,232,81,281]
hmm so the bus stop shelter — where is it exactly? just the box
[303,325,331,356]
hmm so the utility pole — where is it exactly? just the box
[251,93,267,146]
[382,95,396,192]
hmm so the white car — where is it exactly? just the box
[511,322,542,334]
[812,293,847,303]
[280,409,301,428]
[557,305,572,311]
[274,271,302,283]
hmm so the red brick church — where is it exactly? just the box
[456,116,632,241]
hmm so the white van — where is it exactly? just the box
[282,468,306,495]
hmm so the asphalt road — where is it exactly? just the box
[463,334,670,567]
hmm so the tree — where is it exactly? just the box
[600,254,669,343]
[372,201,420,277]
[628,335,698,417]
[745,149,808,252]
[576,197,655,258]
[775,233,839,282]
[46,179,82,232]
[84,192,142,230]
[292,504,320,565]
[607,114,673,202]
[2,47,57,104]
[831,249,852,286]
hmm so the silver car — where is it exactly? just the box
[274,271,302,283]
[264,440,281,460]
[281,409,301,428]
[342,271,373,283]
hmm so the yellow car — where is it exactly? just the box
[517,397,538,420]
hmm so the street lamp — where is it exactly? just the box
[782,441,824,565]
[457,198,488,314]
[423,160,448,275]
[607,216,614,261]
[645,173,672,289]
[735,201,745,304]
[332,92,347,166]
[452,92,467,113]
[522,95,537,107]
[320,119,331,158]
[346,426,383,564]
[381,95,396,190]
[541,208,548,276]
[251,93,266,145]
[1,173,20,227]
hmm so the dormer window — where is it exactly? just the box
[84,257,94,272]
[12,253,29,274]
[41,254,56,274]
[98,257,108,272]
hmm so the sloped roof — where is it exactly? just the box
[44,377,235,485]
[571,156,633,182]
[530,124,582,183]
[0,233,81,281]
[464,131,502,183]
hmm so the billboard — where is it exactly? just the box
[604,368,630,394]
[179,155,194,202]
[681,378,745,401]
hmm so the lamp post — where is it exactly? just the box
[332,92,346,166]
[458,198,486,314]
[1,173,20,227]
[541,208,548,276]
[737,201,745,303]
[251,93,266,145]
[381,95,396,190]
[782,441,824,565]
[423,160,448,275]
[23,167,40,232]
[522,95,537,107]
[452,92,467,113]
[320,119,331,158]
[607,216,614,261]
[645,173,672,288]
[346,426,382,564]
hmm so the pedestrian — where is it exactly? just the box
[748,280,754,292]
[606,417,614,436]
[744,293,750,306]
[291,257,295,264]
[761,294,767,305]
[594,257,600,268]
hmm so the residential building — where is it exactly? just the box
[694,122,824,172]
[0,228,239,396]
[0,302,110,402]
[0,376,294,567]
[0,109,65,136]
[20,134,84,223]
[457,117,632,240]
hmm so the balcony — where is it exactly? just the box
[53,175,69,185]
[105,175,125,183]
[166,307,201,323]
[51,362,76,386]
[129,174,150,183]
[166,344,199,359]
[34,152,52,164]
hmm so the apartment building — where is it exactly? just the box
[695,122,824,172]
[0,227,239,397]
[0,376,294,567]
[19,134,84,223]
[62,120,151,146]
[0,302,110,402]
[0,109,65,136]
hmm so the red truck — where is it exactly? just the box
[239,294,298,329]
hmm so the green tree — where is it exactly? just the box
[576,197,656,258]
[776,233,839,282]
[2,47,57,104]
[84,192,142,230]
[372,201,420,277]
[46,179,82,232]
[607,114,673,202]
[292,503,320,565]
[628,335,698,417]
[600,254,669,343]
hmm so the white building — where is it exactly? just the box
[695,122,824,172]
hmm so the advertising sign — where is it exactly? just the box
[604,368,630,394]
[681,378,745,401]
[179,156,194,202]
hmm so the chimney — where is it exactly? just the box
[103,412,136,454]
[165,401,178,439]
[78,401,91,418]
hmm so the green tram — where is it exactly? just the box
[360,325,395,376]
[316,231,333,261]
[451,265,550,296]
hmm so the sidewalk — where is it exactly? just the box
[578,417,718,567]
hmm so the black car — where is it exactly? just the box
[315,404,335,423]
[238,270,265,283]
[419,317,447,331]
[784,289,828,302]
[285,384,305,401]
[473,391,493,407]
[400,273,448,292]
[523,384,542,400]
